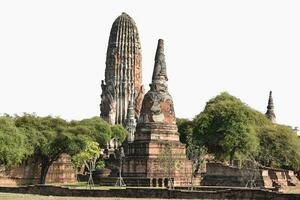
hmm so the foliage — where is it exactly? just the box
[186,135,207,190]
[0,116,28,168]
[187,138,207,175]
[14,114,86,184]
[158,141,181,189]
[77,117,112,147]
[257,124,300,171]
[191,92,300,173]
[193,92,259,163]
[176,118,193,144]
[111,124,127,145]
[72,141,104,189]
[0,113,128,184]
[95,160,105,170]
[72,141,101,170]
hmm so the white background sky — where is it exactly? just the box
[0,1,299,129]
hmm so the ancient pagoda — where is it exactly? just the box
[100,12,144,126]
[122,39,192,187]
[265,91,276,123]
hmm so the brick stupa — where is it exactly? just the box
[122,39,192,187]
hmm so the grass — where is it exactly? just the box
[52,182,120,190]
[0,193,111,200]
[50,182,164,190]
[50,182,145,190]
[286,186,300,194]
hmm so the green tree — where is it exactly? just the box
[176,118,193,144]
[77,117,112,147]
[192,92,300,173]
[257,124,300,171]
[111,124,127,145]
[0,116,28,168]
[72,141,104,189]
[193,92,259,164]
[1,114,129,185]
[186,136,207,190]
[158,141,181,189]
[15,114,86,184]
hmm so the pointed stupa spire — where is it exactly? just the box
[138,39,176,127]
[265,91,276,123]
[149,39,169,93]
[121,12,129,16]
[267,91,274,109]
[152,39,168,82]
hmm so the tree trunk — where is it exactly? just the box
[190,160,196,191]
[39,158,51,184]
[229,149,235,166]
[190,172,194,191]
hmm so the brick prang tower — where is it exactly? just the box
[100,12,144,125]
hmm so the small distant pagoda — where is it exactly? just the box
[265,91,276,123]
[122,39,192,187]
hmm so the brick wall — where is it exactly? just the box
[0,154,76,185]
[202,162,300,190]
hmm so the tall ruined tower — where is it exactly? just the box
[100,12,144,125]
[265,91,276,123]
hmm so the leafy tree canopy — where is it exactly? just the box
[111,124,127,145]
[193,92,261,163]
[0,114,126,184]
[191,92,300,172]
[72,140,105,188]
[257,124,300,171]
[176,118,193,144]
[14,114,87,184]
[77,117,112,147]
[72,140,103,170]
[0,116,28,168]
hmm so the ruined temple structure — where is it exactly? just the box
[122,39,193,187]
[100,12,144,127]
[0,154,76,185]
[265,91,276,123]
[202,162,300,191]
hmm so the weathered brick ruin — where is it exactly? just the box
[202,162,273,188]
[202,162,300,191]
[122,39,193,187]
[1,13,299,193]
[0,154,76,185]
[100,13,144,141]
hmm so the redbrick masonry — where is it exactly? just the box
[0,154,76,185]
[100,12,144,125]
[122,39,193,187]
